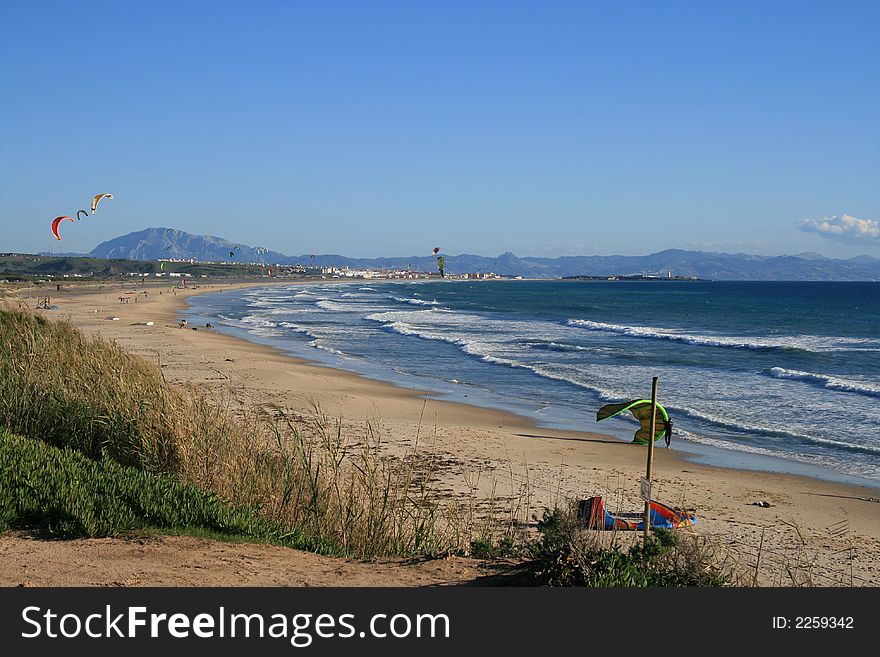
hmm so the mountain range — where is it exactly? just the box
[87,227,880,281]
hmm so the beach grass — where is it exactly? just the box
[0,308,181,471]
[0,306,453,558]
[0,428,330,550]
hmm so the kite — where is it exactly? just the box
[596,399,672,445]
[229,245,240,258]
[437,255,445,277]
[51,216,74,240]
[90,193,113,213]
[76,210,88,221]
[432,246,441,255]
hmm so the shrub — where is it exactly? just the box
[528,506,731,587]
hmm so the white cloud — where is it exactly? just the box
[798,214,880,243]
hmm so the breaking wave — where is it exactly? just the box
[567,319,879,353]
[763,367,880,399]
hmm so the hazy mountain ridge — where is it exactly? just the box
[88,228,880,281]
[90,228,287,263]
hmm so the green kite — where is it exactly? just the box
[597,399,672,445]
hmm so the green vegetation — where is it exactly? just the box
[0,253,300,281]
[527,507,731,586]
[1,254,163,280]
[0,309,182,471]
[0,307,448,558]
[0,428,326,549]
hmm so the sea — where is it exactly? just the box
[185,280,880,488]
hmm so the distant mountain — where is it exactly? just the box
[89,228,880,281]
[90,228,286,263]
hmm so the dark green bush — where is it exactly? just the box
[528,507,730,587]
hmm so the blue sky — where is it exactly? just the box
[2,1,878,258]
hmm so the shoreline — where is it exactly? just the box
[186,282,880,492]
[11,279,880,585]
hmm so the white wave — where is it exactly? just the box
[671,403,815,443]
[278,322,310,333]
[366,309,442,323]
[247,326,283,337]
[315,299,353,312]
[309,340,345,356]
[246,300,276,309]
[764,367,880,398]
[393,296,440,306]
[528,340,591,353]
[240,315,278,328]
[244,307,294,317]
[316,299,389,313]
[567,319,880,352]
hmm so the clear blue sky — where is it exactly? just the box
[2,1,878,258]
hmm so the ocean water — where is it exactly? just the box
[186,280,880,487]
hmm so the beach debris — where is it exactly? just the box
[51,215,74,240]
[225,358,235,362]
[750,501,772,508]
[105,316,120,321]
[76,209,88,220]
[146,321,154,326]
[578,495,696,530]
[90,193,113,213]
[597,399,673,445]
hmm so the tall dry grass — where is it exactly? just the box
[0,307,459,557]
[0,309,181,471]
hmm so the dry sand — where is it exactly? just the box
[2,279,879,586]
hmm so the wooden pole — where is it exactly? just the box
[643,376,659,542]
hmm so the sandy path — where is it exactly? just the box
[4,279,880,586]
[0,532,518,587]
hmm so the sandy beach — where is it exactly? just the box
[3,279,879,587]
